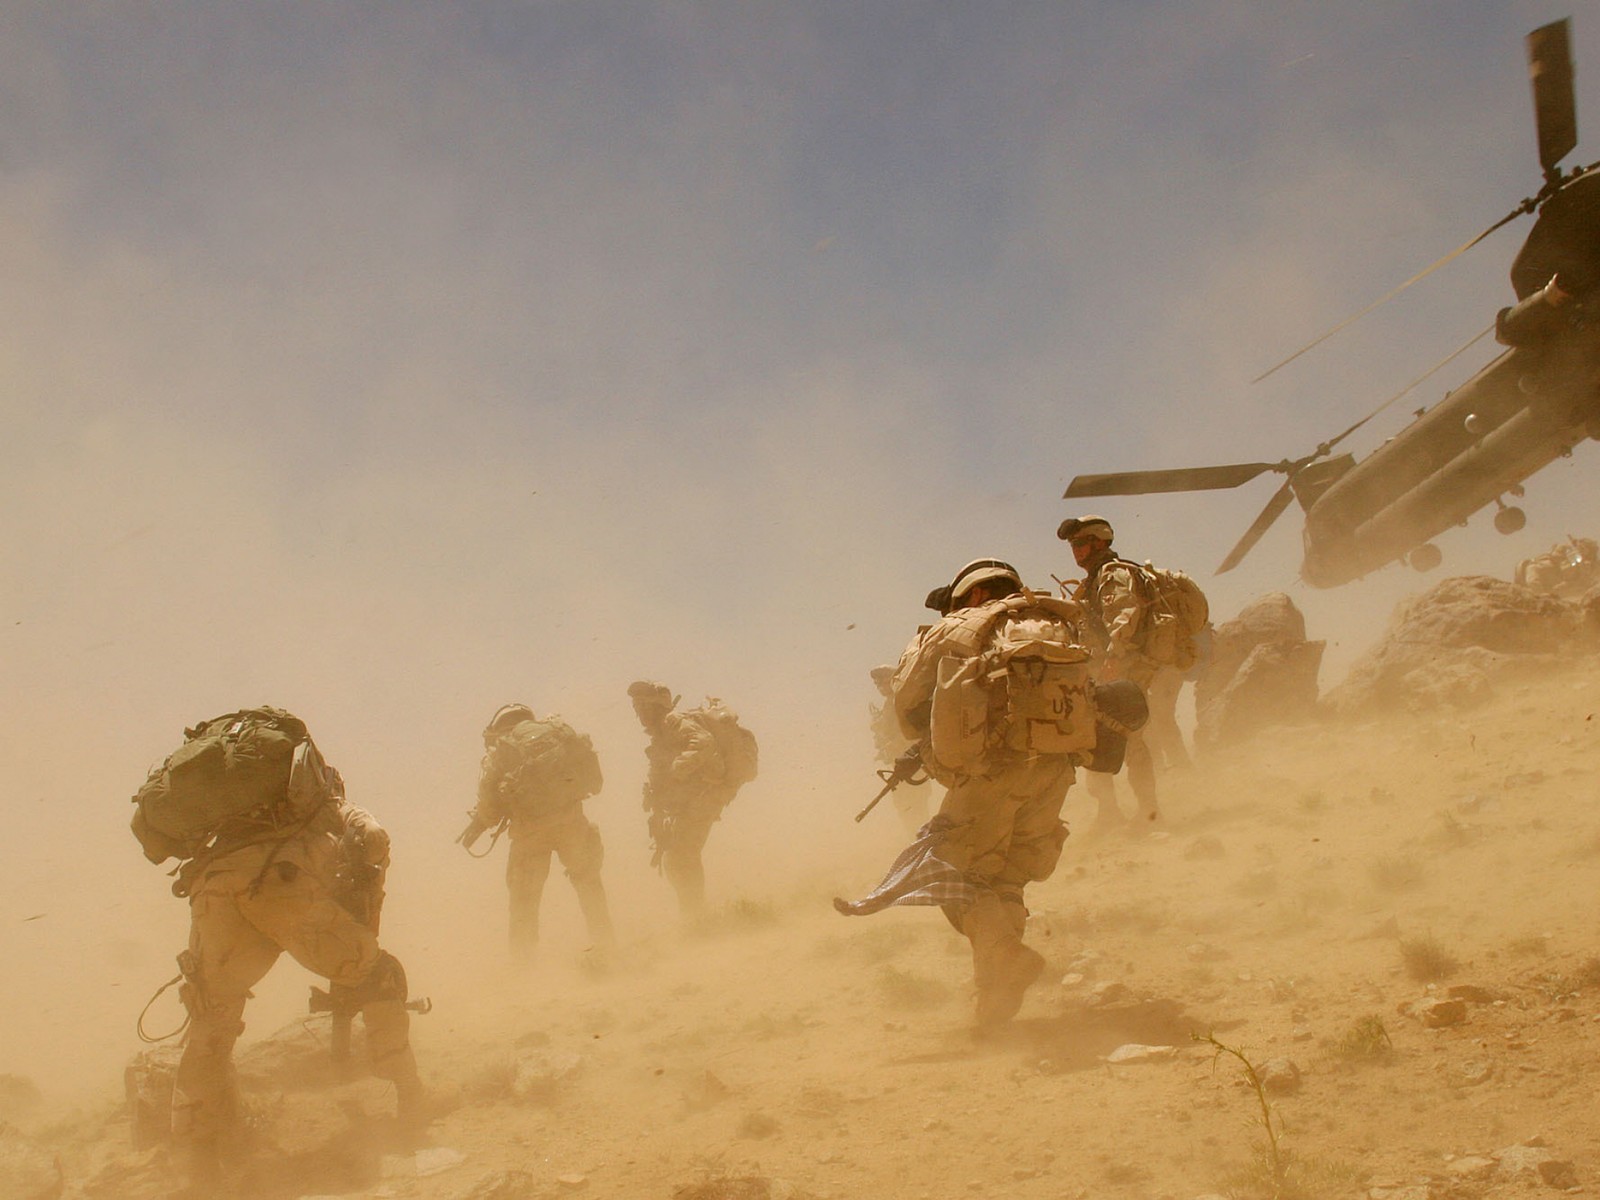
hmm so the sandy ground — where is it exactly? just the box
[11,655,1600,1200]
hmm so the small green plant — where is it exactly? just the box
[1197,1032,1359,1200]
[1329,1014,1394,1063]
[1400,935,1460,982]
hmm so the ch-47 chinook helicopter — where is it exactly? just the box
[1066,19,1600,588]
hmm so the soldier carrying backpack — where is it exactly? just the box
[129,706,427,1188]
[1058,515,1210,830]
[845,558,1091,1029]
[627,681,757,923]
[459,704,614,962]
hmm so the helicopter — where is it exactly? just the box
[1065,18,1600,589]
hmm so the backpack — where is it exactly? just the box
[495,716,603,810]
[687,699,759,788]
[926,594,1098,776]
[1126,561,1211,672]
[130,707,331,865]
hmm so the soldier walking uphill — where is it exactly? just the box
[837,559,1093,1029]
[628,681,757,922]
[130,708,425,1187]
[458,705,614,962]
[1058,516,1208,831]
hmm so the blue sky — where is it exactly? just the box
[3,0,1597,831]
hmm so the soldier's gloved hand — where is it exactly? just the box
[349,824,391,865]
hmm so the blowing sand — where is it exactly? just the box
[9,653,1600,1199]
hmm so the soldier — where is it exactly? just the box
[839,559,1086,1029]
[131,708,425,1188]
[1057,515,1166,830]
[869,664,930,833]
[628,681,756,922]
[458,704,614,962]
[1516,536,1600,599]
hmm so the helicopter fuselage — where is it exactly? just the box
[1299,319,1600,586]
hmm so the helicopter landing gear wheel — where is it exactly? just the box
[1409,543,1443,572]
[1494,505,1527,535]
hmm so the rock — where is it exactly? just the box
[456,1170,541,1200]
[1495,1143,1577,1187]
[1451,1059,1495,1087]
[1196,593,1324,746]
[1087,981,1131,1006]
[1446,984,1506,1004]
[512,1049,584,1103]
[1446,1155,1497,1181]
[1104,1044,1178,1064]
[557,1173,588,1189]
[1326,576,1580,715]
[1413,998,1468,1028]
[1257,1058,1302,1094]
[0,1125,62,1200]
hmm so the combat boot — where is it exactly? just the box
[974,943,1045,1028]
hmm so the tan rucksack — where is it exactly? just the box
[685,699,759,788]
[1107,559,1210,671]
[924,593,1097,777]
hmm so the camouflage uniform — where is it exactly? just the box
[891,566,1080,1026]
[631,684,738,920]
[1075,545,1161,823]
[172,786,421,1160]
[468,713,613,959]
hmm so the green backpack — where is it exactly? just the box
[494,716,603,811]
[130,707,324,864]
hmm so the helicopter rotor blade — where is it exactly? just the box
[1064,462,1279,498]
[1528,19,1577,175]
[1216,479,1296,575]
[1250,211,1524,385]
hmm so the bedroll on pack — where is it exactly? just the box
[1134,563,1211,672]
[496,716,603,809]
[690,699,759,788]
[927,596,1097,776]
[130,707,325,865]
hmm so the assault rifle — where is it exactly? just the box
[456,811,509,856]
[854,747,928,823]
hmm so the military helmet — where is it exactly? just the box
[1057,514,1114,544]
[485,703,535,737]
[627,680,675,708]
[947,558,1023,606]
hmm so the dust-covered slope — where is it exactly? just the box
[18,656,1600,1200]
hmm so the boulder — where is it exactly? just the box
[1326,576,1582,714]
[1195,593,1323,746]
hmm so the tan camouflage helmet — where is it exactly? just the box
[1057,514,1114,544]
[947,557,1023,606]
[485,703,535,738]
[627,680,677,709]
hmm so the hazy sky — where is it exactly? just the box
[3,6,1598,1075]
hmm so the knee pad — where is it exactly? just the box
[332,951,409,1007]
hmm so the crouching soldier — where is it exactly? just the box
[131,707,426,1188]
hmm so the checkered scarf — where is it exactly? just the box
[832,818,977,916]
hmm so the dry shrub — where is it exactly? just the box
[1330,1014,1394,1062]
[1400,935,1460,982]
